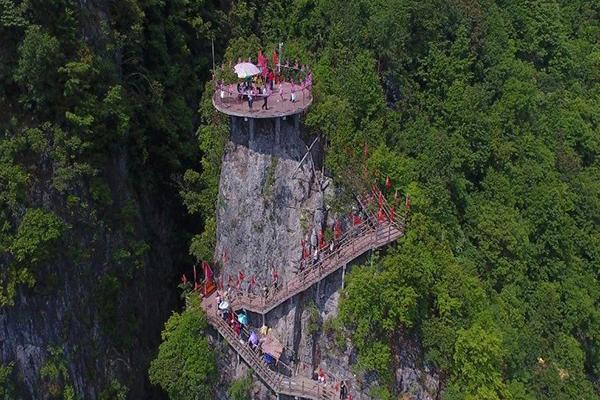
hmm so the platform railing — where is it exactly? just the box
[230,217,403,314]
[206,310,336,399]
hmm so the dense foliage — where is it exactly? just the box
[227,373,253,400]
[184,0,600,399]
[149,295,217,400]
[2,0,600,399]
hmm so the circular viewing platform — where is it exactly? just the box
[213,82,313,119]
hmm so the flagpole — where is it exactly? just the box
[211,37,215,75]
[278,42,283,74]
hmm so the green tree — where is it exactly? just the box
[227,373,253,400]
[149,295,217,400]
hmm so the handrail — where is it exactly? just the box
[207,309,336,399]
[201,191,406,399]
[230,219,403,314]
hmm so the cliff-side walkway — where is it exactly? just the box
[203,295,337,400]
[229,219,403,314]
[200,188,405,399]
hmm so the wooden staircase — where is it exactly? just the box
[229,219,404,314]
[204,301,337,400]
[201,189,406,399]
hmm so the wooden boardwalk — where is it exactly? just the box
[201,189,405,399]
[203,294,337,400]
[229,220,403,314]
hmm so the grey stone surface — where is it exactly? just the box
[0,147,180,399]
[215,116,439,400]
[216,116,324,289]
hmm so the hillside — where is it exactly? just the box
[2,1,600,400]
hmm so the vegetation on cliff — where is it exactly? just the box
[180,1,600,399]
[149,295,217,400]
[0,0,223,396]
[2,0,600,399]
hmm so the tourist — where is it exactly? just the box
[248,91,253,111]
[263,285,269,299]
[279,85,284,102]
[340,380,347,399]
[261,87,269,110]
[318,369,326,384]
[290,80,297,103]
[312,248,319,267]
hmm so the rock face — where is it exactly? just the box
[216,115,325,289]
[0,149,181,399]
[215,115,439,399]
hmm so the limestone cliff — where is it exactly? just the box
[0,148,183,399]
[214,116,439,399]
[216,116,325,289]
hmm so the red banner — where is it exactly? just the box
[318,229,327,249]
[334,219,342,239]
[378,208,386,223]
[202,261,213,282]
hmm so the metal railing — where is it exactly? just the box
[229,218,403,314]
[207,310,336,399]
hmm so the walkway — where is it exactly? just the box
[230,220,403,314]
[201,188,405,399]
[203,293,337,400]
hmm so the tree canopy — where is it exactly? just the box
[149,295,217,400]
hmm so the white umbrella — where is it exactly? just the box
[219,301,229,310]
[234,62,261,78]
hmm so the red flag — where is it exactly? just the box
[181,274,188,284]
[318,229,326,249]
[301,239,310,259]
[352,213,362,226]
[334,219,342,239]
[405,194,411,210]
[203,261,213,282]
[378,208,386,223]
[258,50,268,76]
[239,271,245,282]
[385,176,391,191]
